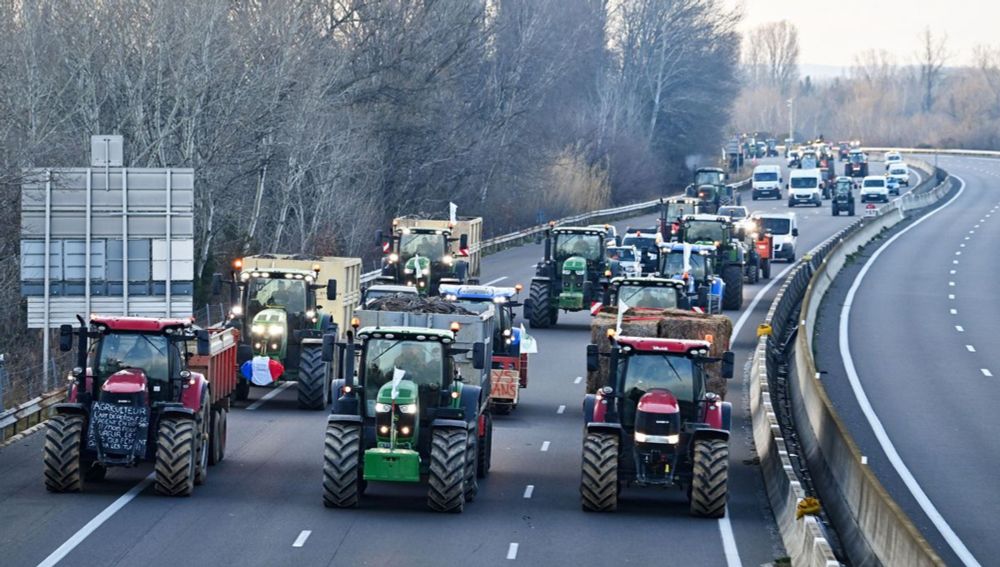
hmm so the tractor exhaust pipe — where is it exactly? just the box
[543,229,552,263]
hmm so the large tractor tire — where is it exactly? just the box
[155,417,197,497]
[464,430,479,503]
[477,412,493,478]
[721,265,744,310]
[322,422,362,508]
[580,432,619,512]
[209,407,227,465]
[297,346,329,410]
[761,259,771,280]
[528,281,556,329]
[194,402,210,486]
[427,428,467,513]
[234,379,250,402]
[44,414,85,493]
[690,439,729,518]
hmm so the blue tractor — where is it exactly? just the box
[657,243,725,314]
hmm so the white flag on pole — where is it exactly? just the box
[391,367,406,400]
[449,202,458,223]
[682,242,692,274]
[519,324,538,354]
[615,297,629,336]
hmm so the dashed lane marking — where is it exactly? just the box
[293,531,312,548]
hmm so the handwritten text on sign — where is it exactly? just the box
[87,402,150,458]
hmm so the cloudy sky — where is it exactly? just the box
[729,0,995,68]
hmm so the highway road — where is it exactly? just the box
[0,156,896,567]
[814,154,1000,567]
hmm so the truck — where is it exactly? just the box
[524,225,612,328]
[377,216,483,294]
[440,284,533,414]
[321,311,493,512]
[217,254,361,409]
[45,316,238,496]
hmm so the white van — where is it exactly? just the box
[860,176,889,203]
[787,169,822,207]
[752,164,782,200]
[753,212,798,262]
[887,163,909,186]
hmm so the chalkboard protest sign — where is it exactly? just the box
[87,402,150,459]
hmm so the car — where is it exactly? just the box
[887,163,909,187]
[787,169,823,207]
[607,245,643,277]
[751,164,782,200]
[717,205,750,222]
[621,231,661,274]
[831,177,856,216]
[860,176,889,203]
[885,176,901,196]
[752,212,798,262]
[884,151,903,170]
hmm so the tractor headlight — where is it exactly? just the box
[398,403,417,414]
[421,268,429,276]
[230,305,244,317]
[634,432,679,444]
[268,325,283,337]
[251,324,265,335]
[400,426,411,436]
[375,403,392,413]
[404,267,414,274]
[389,253,399,263]
[442,254,454,266]
[562,270,571,275]
[305,310,316,320]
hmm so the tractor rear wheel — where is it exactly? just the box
[209,407,227,465]
[194,402,210,486]
[477,412,493,478]
[297,346,329,410]
[155,417,197,497]
[234,379,250,402]
[528,281,555,329]
[690,439,729,518]
[322,422,362,508]
[761,259,771,279]
[427,428,467,513]
[44,414,85,493]
[721,265,744,310]
[464,430,479,503]
[581,432,619,512]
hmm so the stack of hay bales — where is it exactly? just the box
[588,307,733,398]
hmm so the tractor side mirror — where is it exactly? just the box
[472,342,486,370]
[459,233,469,253]
[376,229,384,246]
[59,324,74,352]
[721,351,735,379]
[322,334,336,362]
[211,273,222,296]
[343,341,357,386]
[196,330,211,356]
[326,279,337,300]
[586,344,599,372]
[792,228,799,237]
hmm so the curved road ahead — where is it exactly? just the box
[0,156,903,566]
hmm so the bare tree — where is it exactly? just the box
[746,20,799,94]
[916,27,948,113]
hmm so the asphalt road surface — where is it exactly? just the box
[0,156,909,567]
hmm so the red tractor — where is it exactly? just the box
[581,335,734,517]
[44,316,238,496]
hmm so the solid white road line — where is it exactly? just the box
[293,530,312,548]
[507,543,519,560]
[840,174,981,566]
[37,474,155,567]
[967,345,976,352]
[981,369,993,377]
[557,405,565,414]
[484,276,508,286]
[540,441,550,452]
[956,326,965,332]
[523,485,534,499]
[247,382,294,411]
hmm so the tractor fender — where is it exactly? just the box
[327,413,363,425]
[530,276,552,285]
[690,427,729,444]
[180,373,209,411]
[431,418,469,431]
[585,422,623,440]
[721,401,732,432]
[54,402,88,416]
[160,405,196,420]
[330,379,359,415]
[582,393,597,423]
[459,384,484,422]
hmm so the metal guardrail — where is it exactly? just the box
[0,389,64,446]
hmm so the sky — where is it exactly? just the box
[729,0,996,69]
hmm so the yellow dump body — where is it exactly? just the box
[393,217,483,277]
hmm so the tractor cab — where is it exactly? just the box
[602,277,689,311]
[658,243,724,313]
[847,150,868,177]
[686,168,732,213]
[677,214,733,246]
[673,215,745,310]
[378,223,471,295]
[659,197,702,239]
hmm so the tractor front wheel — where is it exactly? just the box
[298,346,329,410]
[477,412,493,478]
[690,439,729,518]
[155,417,197,496]
[721,265,744,310]
[44,414,86,493]
[581,432,619,512]
[322,422,362,508]
[427,428,467,513]
[528,281,555,329]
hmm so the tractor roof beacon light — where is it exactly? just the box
[233,258,243,270]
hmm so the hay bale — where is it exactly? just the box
[656,311,732,398]
[587,307,680,393]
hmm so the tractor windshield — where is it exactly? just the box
[363,339,444,416]
[661,251,708,280]
[247,277,308,314]
[400,233,446,259]
[617,285,679,309]
[554,233,602,262]
[683,221,726,243]
[622,236,658,253]
[695,171,724,186]
[666,202,696,219]
[620,354,698,425]
[608,248,636,262]
[95,333,171,385]
[849,153,864,164]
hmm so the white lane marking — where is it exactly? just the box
[950,309,958,315]
[950,270,957,274]
[293,530,312,548]
[949,282,956,286]
[484,276,508,286]
[840,174,980,567]
[540,441,550,452]
[956,326,965,332]
[247,382,294,410]
[574,376,582,384]
[949,294,956,300]
[975,224,980,228]
[731,261,798,337]
[960,243,965,248]
[507,543,519,560]
[969,230,975,234]
[37,474,155,567]
[955,251,962,256]
[980,219,985,222]
[954,260,959,264]
[964,236,970,240]
[718,511,742,567]
[982,369,993,377]
[557,405,566,414]
[523,485,534,499]
[967,345,976,352]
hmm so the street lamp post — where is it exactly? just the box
[787,98,794,144]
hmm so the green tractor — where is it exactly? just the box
[675,214,745,310]
[321,326,490,512]
[377,224,473,295]
[524,226,611,328]
[685,168,738,213]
